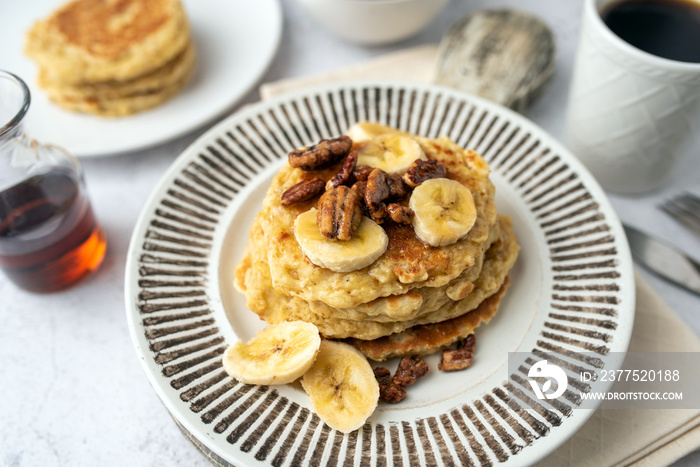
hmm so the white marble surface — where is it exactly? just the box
[2,0,699,465]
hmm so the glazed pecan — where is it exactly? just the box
[288,135,352,170]
[438,348,473,372]
[459,334,476,353]
[352,165,374,182]
[393,355,429,386]
[280,178,325,206]
[353,165,374,182]
[317,186,362,241]
[387,173,408,199]
[403,158,447,188]
[365,168,391,223]
[351,180,367,198]
[374,367,407,404]
[326,150,358,190]
[387,203,414,224]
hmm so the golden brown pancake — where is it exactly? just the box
[42,41,196,116]
[235,215,518,340]
[346,277,510,361]
[254,134,498,309]
[38,40,195,101]
[231,125,519,360]
[25,0,190,85]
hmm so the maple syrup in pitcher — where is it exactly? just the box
[0,71,106,292]
[602,0,700,63]
[0,170,106,292]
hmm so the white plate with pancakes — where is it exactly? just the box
[125,82,636,466]
[2,0,282,157]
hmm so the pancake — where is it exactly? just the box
[25,0,190,85]
[236,215,519,340]
[42,41,196,116]
[346,276,510,361]
[257,134,498,309]
[39,40,196,101]
[235,214,500,323]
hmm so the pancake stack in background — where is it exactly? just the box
[235,123,519,362]
[24,0,195,117]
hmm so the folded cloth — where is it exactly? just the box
[260,46,700,467]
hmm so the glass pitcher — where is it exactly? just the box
[0,70,106,292]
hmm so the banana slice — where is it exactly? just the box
[346,121,399,142]
[294,209,388,272]
[222,321,321,385]
[302,340,379,433]
[409,178,477,247]
[356,134,426,173]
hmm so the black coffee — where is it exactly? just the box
[602,0,700,63]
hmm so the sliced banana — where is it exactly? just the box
[302,340,379,433]
[346,121,399,142]
[409,178,477,247]
[222,321,321,385]
[356,134,426,173]
[294,208,388,272]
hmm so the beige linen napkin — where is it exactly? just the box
[260,46,700,466]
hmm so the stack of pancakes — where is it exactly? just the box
[235,131,519,361]
[25,0,195,117]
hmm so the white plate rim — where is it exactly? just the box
[125,80,636,466]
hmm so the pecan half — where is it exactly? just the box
[288,135,352,170]
[387,203,414,224]
[438,348,473,372]
[317,186,362,241]
[403,158,447,188]
[353,165,374,182]
[326,150,358,190]
[351,181,370,217]
[459,334,476,353]
[280,178,325,206]
[393,355,429,386]
[365,168,391,223]
[387,173,408,199]
[351,180,367,198]
[374,367,407,403]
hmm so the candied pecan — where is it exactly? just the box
[393,355,429,386]
[351,180,367,198]
[280,178,325,206]
[387,173,408,199]
[288,135,352,170]
[326,150,358,190]
[351,181,371,217]
[438,348,473,372]
[403,158,447,188]
[365,168,391,223]
[459,334,476,353]
[374,367,407,403]
[353,165,374,182]
[386,203,414,225]
[317,186,362,241]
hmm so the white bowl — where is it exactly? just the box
[294,0,449,45]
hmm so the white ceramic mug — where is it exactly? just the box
[565,0,700,194]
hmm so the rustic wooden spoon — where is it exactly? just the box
[434,9,556,112]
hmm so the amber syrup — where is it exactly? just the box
[0,169,106,292]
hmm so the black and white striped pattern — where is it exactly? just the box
[126,82,634,466]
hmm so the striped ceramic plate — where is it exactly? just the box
[125,82,635,466]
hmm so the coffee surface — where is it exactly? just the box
[602,0,700,63]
